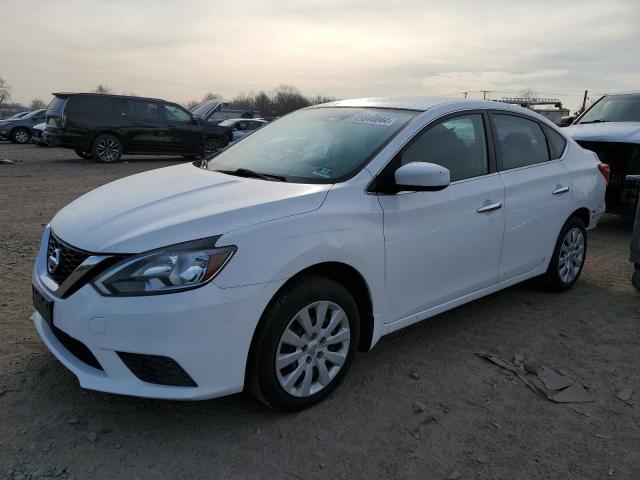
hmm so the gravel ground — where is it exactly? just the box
[1,142,639,480]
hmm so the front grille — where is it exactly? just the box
[117,352,197,387]
[51,325,103,370]
[47,233,90,286]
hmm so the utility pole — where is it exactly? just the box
[581,90,588,112]
[480,90,492,100]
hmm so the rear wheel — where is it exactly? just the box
[247,274,360,411]
[204,137,223,157]
[11,128,31,144]
[74,148,93,159]
[92,134,123,163]
[540,216,587,291]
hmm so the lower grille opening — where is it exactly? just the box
[117,352,197,387]
[51,325,103,371]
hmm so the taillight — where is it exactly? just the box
[62,113,69,128]
[598,163,610,186]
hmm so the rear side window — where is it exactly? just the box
[399,113,488,182]
[111,99,133,118]
[47,97,67,115]
[133,101,160,122]
[67,96,115,117]
[493,114,550,170]
[543,125,567,159]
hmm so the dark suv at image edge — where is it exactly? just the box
[44,93,232,162]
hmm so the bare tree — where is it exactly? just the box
[202,92,222,102]
[29,99,47,110]
[93,84,113,94]
[519,88,537,101]
[0,77,11,106]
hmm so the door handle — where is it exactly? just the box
[552,186,570,195]
[476,202,502,213]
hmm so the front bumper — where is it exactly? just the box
[32,228,284,400]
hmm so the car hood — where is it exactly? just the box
[51,163,331,253]
[564,122,640,144]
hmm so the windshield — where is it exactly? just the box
[190,100,216,118]
[202,107,416,183]
[8,112,27,119]
[578,94,640,124]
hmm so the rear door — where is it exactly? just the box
[162,103,202,154]
[491,112,572,281]
[128,99,168,153]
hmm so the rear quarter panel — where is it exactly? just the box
[564,140,607,228]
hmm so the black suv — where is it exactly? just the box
[44,93,232,162]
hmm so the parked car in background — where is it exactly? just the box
[31,97,606,411]
[44,93,232,162]
[219,118,268,144]
[0,109,46,143]
[31,122,48,146]
[6,111,30,120]
[191,100,260,124]
[564,91,640,213]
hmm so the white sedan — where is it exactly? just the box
[31,97,606,411]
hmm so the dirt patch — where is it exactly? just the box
[1,142,639,479]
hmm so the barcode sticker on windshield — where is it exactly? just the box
[345,114,398,127]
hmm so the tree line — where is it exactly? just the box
[0,76,336,118]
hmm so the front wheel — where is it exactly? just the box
[203,137,224,157]
[12,128,31,144]
[247,274,360,411]
[632,268,640,291]
[92,134,123,163]
[540,216,587,292]
[74,148,93,159]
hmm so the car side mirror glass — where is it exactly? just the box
[393,162,450,192]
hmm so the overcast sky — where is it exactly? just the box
[1,0,639,111]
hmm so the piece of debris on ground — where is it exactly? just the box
[476,352,595,403]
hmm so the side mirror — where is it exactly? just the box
[394,162,450,192]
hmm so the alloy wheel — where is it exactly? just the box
[204,139,222,156]
[275,301,350,398]
[558,227,585,284]
[96,138,121,162]
[15,130,30,143]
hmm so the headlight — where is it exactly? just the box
[93,237,235,296]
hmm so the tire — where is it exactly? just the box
[203,137,224,157]
[92,134,123,163]
[247,274,360,412]
[540,216,587,292]
[632,268,640,291]
[11,128,31,144]
[74,148,93,159]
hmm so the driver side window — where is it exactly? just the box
[400,114,489,182]
[164,104,192,123]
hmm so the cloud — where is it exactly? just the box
[0,0,638,111]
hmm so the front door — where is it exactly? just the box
[377,112,506,323]
[163,103,202,154]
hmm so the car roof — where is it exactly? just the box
[315,96,529,113]
[52,92,167,103]
[601,91,640,96]
[222,118,267,122]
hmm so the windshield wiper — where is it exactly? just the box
[214,168,286,182]
[579,119,610,124]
